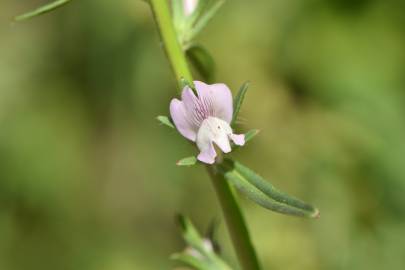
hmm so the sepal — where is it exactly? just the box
[232,81,249,125]
[156,115,175,128]
[177,156,198,166]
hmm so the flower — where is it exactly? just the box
[183,0,198,16]
[170,81,245,164]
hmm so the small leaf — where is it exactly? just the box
[172,0,186,32]
[185,0,209,31]
[244,129,260,143]
[177,215,206,252]
[186,44,215,83]
[156,115,174,128]
[177,156,198,166]
[174,0,209,46]
[187,0,225,41]
[217,159,320,218]
[232,81,249,125]
[14,0,71,21]
[205,217,221,254]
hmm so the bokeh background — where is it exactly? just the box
[1,0,405,269]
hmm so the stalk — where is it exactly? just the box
[149,0,193,90]
[207,166,261,270]
[148,1,261,269]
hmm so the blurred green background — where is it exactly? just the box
[1,0,405,269]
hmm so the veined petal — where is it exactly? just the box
[170,99,198,141]
[181,86,198,113]
[194,81,233,123]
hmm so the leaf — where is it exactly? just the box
[217,159,320,218]
[244,129,260,143]
[204,217,221,254]
[187,0,225,41]
[172,0,186,32]
[156,115,174,128]
[232,81,249,125]
[177,215,206,252]
[185,0,209,30]
[177,156,198,166]
[186,44,215,83]
[14,0,72,21]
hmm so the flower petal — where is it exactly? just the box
[197,142,216,164]
[170,98,198,141]
[230,134,245,146]
[181,85,210,126]
[194,81,233,123]
[181,86,198,113]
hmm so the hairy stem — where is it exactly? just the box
[148,1,261,269]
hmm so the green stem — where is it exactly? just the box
[207,166,261,270]
[148,1,261,269]
[149,0,193,90]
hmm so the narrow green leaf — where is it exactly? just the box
[185,0,209,30]
[244,129,260,143]
[177,215,205,251]
[186,44,215,83]
[14,0,71,21]
[156,115,174,128]
[177,156,198,166]
[232,81,249,125]
[218,159,320,218]
[205,217,221,254]
[172,0,185,31]
[232,160,317,213]
[187,0,225,41]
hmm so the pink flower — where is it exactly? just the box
[170,81,245,164]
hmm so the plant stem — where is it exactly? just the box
[148,1,261,269]
[207,166,261,270]
[149,0,193,90]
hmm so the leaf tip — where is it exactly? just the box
[252,129,260,136]
[156,115,175,128]
[311,208,320,219]
[244,129,260,143]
